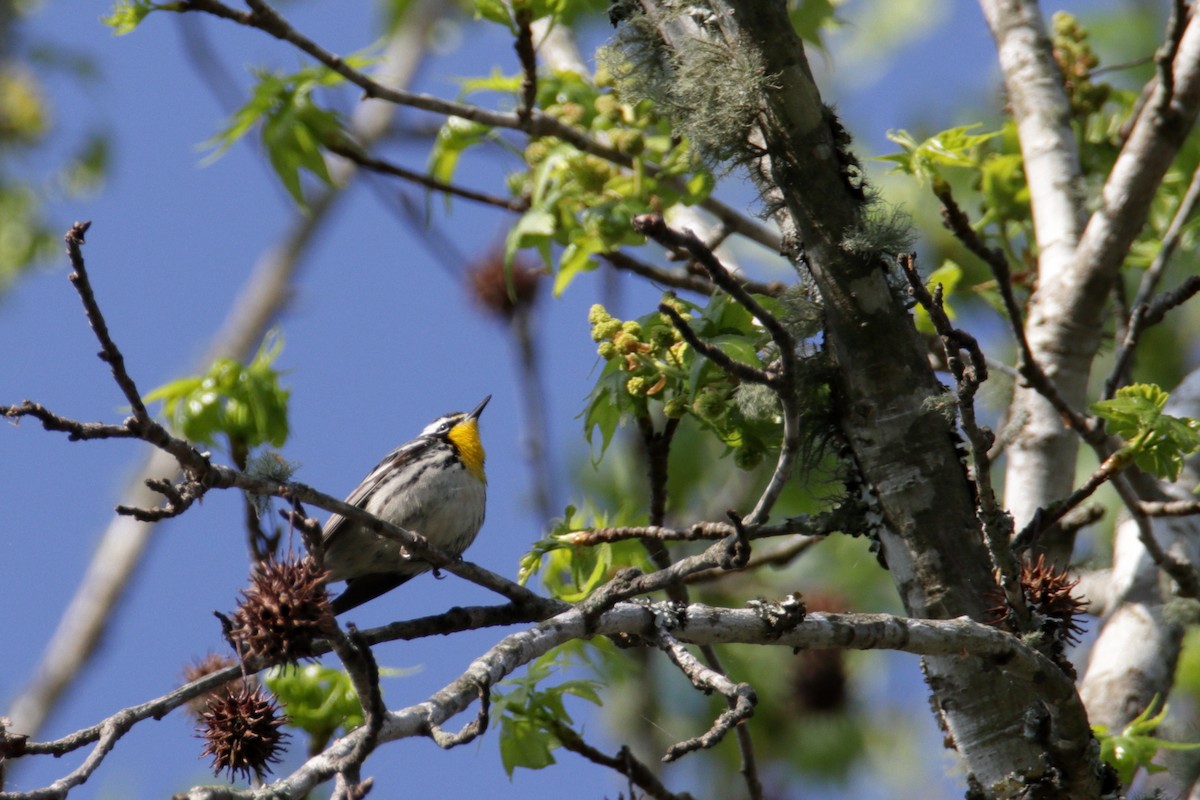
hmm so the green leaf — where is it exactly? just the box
[789,0,842,51]
[505,207,557,268]
[1091,383,1200,481]
[493,644,606,775]
[1094,695,1200,786]
[266,664,364,739]
[428,116,491,184]
[101,0,178,35]
[473,0,516,30]
[498,717,557,775]
[581,361,627,458]
[880,124,1000,182]
[202,59,376,206]
[146,331,290,450]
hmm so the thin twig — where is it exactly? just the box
[326,625,384,786]
[631,213,801,526]
[658,303,773,386]
[64,222,150,421]
[602,250,786,298]
[1,402,138,441]
[545,723,695,800]
[513,7,537,125]
[1106,161,1200,397]
[324,140,529,212]
[1011,451,1130,553]
[1112,475,1200,598]
[899,252,1031,628]
[562,514,840,545]
[694,641,762,799]
[426,683,490,748]
[933,184,1093,439]
[653,627,756,763]
[684,537,820,585]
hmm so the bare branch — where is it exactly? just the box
[1,401,138,441]
[544,725,695,800]
[1107,162,1200,397]
[899,252,1030,627]
[64,221,151,421]
[1109,476,1200,599]
[601,250,786,298]
[324,140,529,212]
[654,627,756,763]
[426,683,489,749]
[513,7,537,125]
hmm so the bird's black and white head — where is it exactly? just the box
[420,395,490,480]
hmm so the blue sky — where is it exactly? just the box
[2,1,1134,797]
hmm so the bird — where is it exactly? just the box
[320,396,490,614]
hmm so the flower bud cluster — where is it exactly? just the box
[590,300,688,402]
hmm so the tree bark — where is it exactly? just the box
[636,1,1102,795]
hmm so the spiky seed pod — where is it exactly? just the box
[182,653,255,720]
[467,252,542,320]
[983,555,1087,674]
[228,557,334,666]
[198,686,289,782]
[1021,554,1087,647]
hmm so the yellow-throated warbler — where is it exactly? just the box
[321,396,490,614]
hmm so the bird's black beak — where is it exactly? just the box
[469,395,492,420]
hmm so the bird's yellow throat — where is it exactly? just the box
[448,419,486,482]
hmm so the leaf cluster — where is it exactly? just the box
[265,664,365,746]
[1091,383,1200,483]
[147,332,290,451]
[492,647,605,776]
[1093,696,1200,788]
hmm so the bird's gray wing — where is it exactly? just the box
[321,436,436,546]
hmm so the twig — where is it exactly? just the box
[510,304,557,522]
[426,683,489,748]
[632,213,801,526]
[1112,475,1200,598]
[933,184,1093,439]
[636,413,682,577]
[1155,0,1190,105]
[545,723,694,800]
[1106,161,1200,397]
[326,625,384,788]
[692,640,763,799]
[1138,499,1200,517]
[899,252,1030,628]
[1,402,137,441]
[601,250,786,298]
[1011,451,1130,553]
[684,537,820,585]
[513,7,537,125]
[562,513,840,545]
[658,303,774,386]
[119,477,205,521]
[652,627,756,763]
[324,140,529,212]
[176,0,782,253]
[64,222,150,421]
[632,215,796,387]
